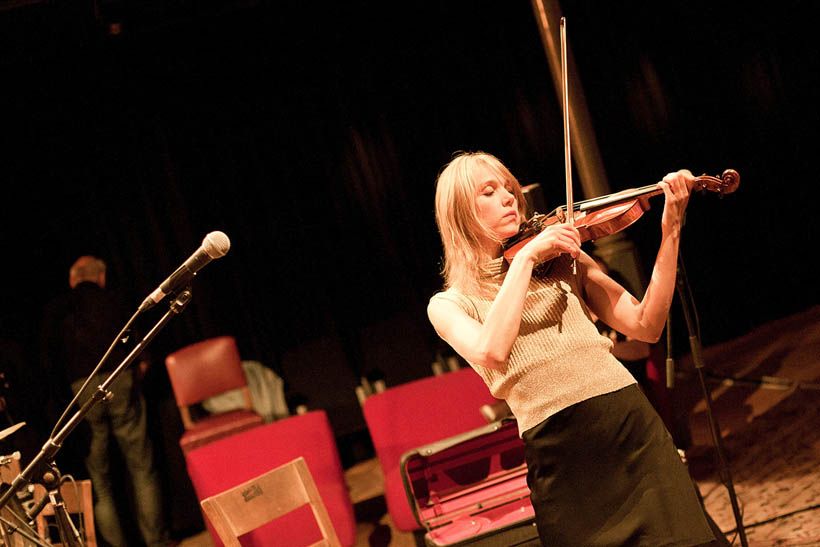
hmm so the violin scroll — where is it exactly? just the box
[694,169,740,195]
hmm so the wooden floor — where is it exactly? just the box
[178,305,820,547]
[681,305,820,546]
[177,531,213,546]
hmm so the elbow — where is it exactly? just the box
[474,347,509,371]
[634,324,663,344]
[645,330,663,344]
[632,309,666,344]
[646,317,670,343]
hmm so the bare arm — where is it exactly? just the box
[428,224,581,370]
[581,170,693,343]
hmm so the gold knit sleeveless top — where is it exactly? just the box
[431,255,636,436]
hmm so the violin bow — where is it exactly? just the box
[560,17,577,274]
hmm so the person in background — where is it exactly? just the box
[40,256,171,547]
[427,151,721,546]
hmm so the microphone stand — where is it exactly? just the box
[0,514,49,547]
[674,254,748,547]
[0,289,193,545]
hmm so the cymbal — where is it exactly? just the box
[0,422,25,442]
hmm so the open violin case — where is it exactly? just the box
[400,419,540,546]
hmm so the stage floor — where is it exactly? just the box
[179,305,820,547]
[682,305,820,546]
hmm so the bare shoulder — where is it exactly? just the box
[429,291,476,336]
[427,292,465,321]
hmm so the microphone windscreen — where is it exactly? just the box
[203,231,230,258]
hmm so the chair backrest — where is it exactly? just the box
[33,480,97,547]
[201,457,340,547]
[362,367,499,531]
[165,336,252,429]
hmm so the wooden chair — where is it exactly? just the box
[165,336,264,453]
[200,456,341,547]
[32,479,97,547]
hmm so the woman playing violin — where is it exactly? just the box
[427,151,720,546]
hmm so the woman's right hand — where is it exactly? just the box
[519,223,581,265]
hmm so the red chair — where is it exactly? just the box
[185,410,356,546]
[362,367,500,532]
[165,336,264,454]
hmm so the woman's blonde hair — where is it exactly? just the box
[434,151,527,295]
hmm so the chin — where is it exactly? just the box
[496,227,519,240]
[501,221,521,238]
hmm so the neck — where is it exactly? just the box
[476,234,502,260]
[480,244,502,261]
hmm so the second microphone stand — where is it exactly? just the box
[673,254,747,547]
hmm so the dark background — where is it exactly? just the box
[2,0,818,538]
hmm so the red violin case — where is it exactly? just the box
[400,419,540,546]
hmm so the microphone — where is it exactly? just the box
[138,231,230,312]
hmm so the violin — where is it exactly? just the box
[502,169,740,263]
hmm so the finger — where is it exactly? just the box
[671,176,691,199]
[672,173,688,192]
[552,235,572,255]
[559,235,581,257]
[559,230,580,244]
[550,226,579,245]
[671,172,693,195]
[557,225,581,243]
[657,180,673,199]
[662,173,682,191]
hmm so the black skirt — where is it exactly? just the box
[522,384,716,547]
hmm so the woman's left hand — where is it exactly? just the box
[658,169,693,235]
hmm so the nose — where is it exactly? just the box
[501,188,515,206]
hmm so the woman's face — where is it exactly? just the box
[474,166,520,241]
